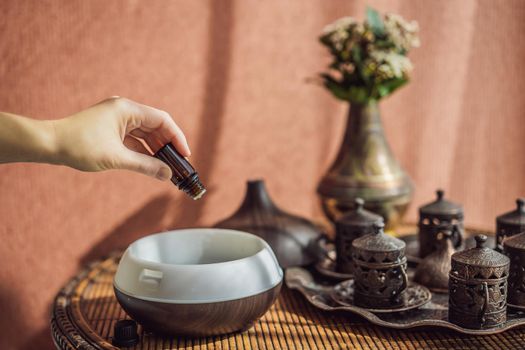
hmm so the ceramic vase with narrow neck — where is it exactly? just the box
[317,101,413,230]
[214,180,323,268]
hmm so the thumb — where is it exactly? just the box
[117,148,172,181]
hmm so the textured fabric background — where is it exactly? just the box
[1,1,524,349]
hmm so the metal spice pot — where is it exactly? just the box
[495,198,525,252]
[334,198,383,273]
[503,232,525,309]
[449,235,509,329]
[414,225,459,293]
[352,222,408,309]
[418,189,463,258]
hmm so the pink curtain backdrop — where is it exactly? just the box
[1,1,524,349]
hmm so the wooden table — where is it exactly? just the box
[51,249,525,350]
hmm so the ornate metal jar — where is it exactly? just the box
[418,189,463,258]
[503,232,525,308]
[496,198,525,252]
[335,198,383,273]
[449,235,509,329]
[351,222,408,309]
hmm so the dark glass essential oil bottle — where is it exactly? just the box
[154,143,206,200]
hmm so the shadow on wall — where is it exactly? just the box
[0,286,34,350]
[0,284,62,350]
[78,0,237,265]
[81,0,236,265]
[168,0,234,226]
[80,193,176,266]
[23,2,236,348]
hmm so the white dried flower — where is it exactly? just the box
[369,51,413,80]
[340,63,356,74]
[322,17,364,51]
[330,30,349,51]
[384,13,420,51]
[322,16,358,35]
[319,9,419,102]
[377,64,394,80]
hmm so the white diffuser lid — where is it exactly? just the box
[114,229,283,303]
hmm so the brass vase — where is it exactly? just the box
[317,102,413,229]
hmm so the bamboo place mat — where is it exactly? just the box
[51,252,525,350]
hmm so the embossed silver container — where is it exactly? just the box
[496,198,525,252]
[449,235,509,329]
[503,232,525,309]
[352,222,408,309]
[335,198,383,273]
[418,190,463,258]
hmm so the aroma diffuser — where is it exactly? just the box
[114,228,283,336]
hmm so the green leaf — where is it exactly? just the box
[374,39,394,49]
[320,72,375,103]
[319,34,332,47]
[340,49,350,61]
[351,46,362,64]
[329,61,339,69]
[347,86,370,104]
[351,46,373,86]
[366,7,385,36]
[320,74,351,101]
[376,78,408,98]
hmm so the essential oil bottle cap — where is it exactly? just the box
[112,319,139,347]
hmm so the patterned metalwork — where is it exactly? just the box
[286,267,525,337]
[504,232,525,308]
[351,222,408,308]
[449,235,510,329]
[315,255,354,281]
[418,189,464,258]
[316,103,413,230]
[334,198,383,273]
[331,280,431,313]
[496,198,525,252]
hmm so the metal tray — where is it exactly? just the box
[285,267,525,335]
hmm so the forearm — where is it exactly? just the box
[0,112,58,164]
[0,98,190,181]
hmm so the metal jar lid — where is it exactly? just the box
[451,235,509,279]
[503,231,525,252]
[352,222,405,263]
[419,189,463,219]
[336,198,383,227]
[497,198,525,228]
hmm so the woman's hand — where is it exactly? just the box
[0,97,191,181]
